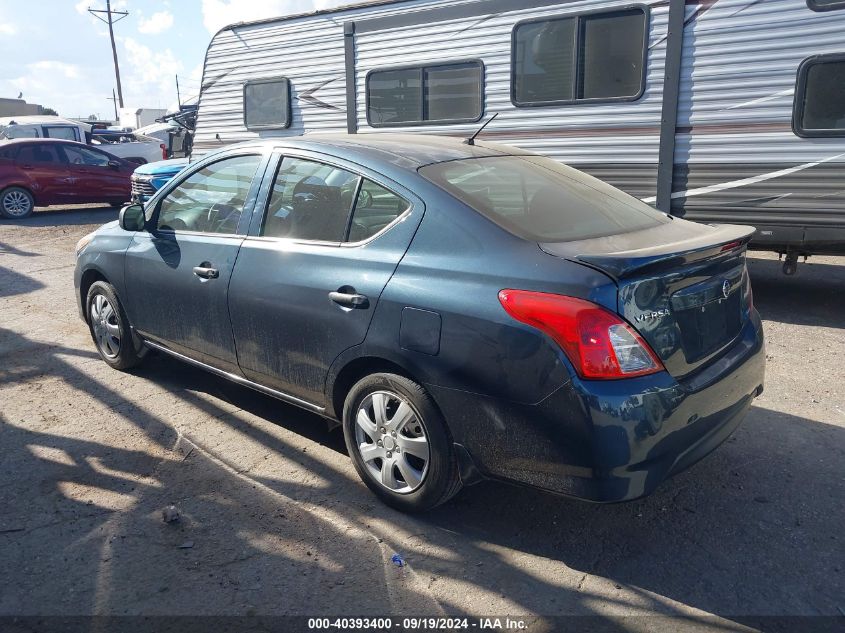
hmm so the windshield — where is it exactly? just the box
[419,155,669,242]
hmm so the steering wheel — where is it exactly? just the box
[358,188,373,208]
[206,202,239,232]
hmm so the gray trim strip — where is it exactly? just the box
[344,21,357,134]
[354,0,584,34]
[143,339,327,414]
[655,0,685,213]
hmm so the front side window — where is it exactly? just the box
[157,154,261,234]
[420,155,668,242]
[513,8,647,105]
[16,144,63,164]
[244,78,291,130]
[43,126,79,141]
[1,126,39,139]
[367,61,483,126]
[794,54,845,136]
[62,145,111,167]
[262,157,359,242]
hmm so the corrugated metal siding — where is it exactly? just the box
[354,0,668,197]
[194,0,459,156]
[195,0,667,197]
[673,0,845,224]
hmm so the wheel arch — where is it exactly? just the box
[79,268,110,323]
[1,183,39,207]
[328,355,419,422]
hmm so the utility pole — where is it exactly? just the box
[175,75,181,108]
[108,89,119,121]
[88,1,129,109]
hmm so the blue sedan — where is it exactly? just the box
[74,134,765,512]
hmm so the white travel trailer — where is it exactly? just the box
[193,0,845,273]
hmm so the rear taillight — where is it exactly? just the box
[498,290,664,380]
[160,143,168,160]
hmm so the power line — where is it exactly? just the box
[87,1,129,109]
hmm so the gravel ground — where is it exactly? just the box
[0,205,843,630]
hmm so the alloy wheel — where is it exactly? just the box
[90,294,121,358]
[354,390,430,494]
[2,190,32,217]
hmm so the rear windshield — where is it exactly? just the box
[419,155,669,242]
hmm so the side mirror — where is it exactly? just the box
[108,160,121,170]
[119,204,146,232]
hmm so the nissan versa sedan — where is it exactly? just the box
[74,135,765,512]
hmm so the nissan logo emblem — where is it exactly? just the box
[722,280,731,299]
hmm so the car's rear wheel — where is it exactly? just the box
[342,373,462,512]
[86,281,146,370]
[0,187,35,219]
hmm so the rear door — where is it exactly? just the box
[59,144,129,202]
[124,151,267,373]
[228,152,422,404]
[13,143,73,204]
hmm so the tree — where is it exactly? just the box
[41,107,58,116]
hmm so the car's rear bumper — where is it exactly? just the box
[430,312,765,502]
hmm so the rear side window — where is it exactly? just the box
[16,145,63,164]
[157,154,261,234]
[43,126,80,141]
[512,8,647,105]
[793,54,845,136]
[244,78,291,130]
[420,155,669,242]
[367,61,484,126]
[62,145,111,167]
[348,179,410,242]
[262,157,359,242]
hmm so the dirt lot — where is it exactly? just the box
[1,206,843,630]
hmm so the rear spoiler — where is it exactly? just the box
[540,222,755,281]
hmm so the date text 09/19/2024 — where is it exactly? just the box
[307,617,528,630]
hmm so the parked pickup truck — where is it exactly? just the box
[0,116,166,165]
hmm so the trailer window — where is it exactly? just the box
[794,55,845,137]
[244,78,291,130]
[367,61,483,126]
[807,0,845,11]
[512,8,647,106]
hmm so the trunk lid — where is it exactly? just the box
[541,219,755,379]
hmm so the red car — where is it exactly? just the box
[0,138,134,219]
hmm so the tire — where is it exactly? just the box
[342,373,462,512]
[85,281,146,370]
[0,187,35,219]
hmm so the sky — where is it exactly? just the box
[0,0,345,120]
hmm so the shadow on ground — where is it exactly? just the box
[1,324,842,621]
[748,254,845,328]
[0,206,117,228]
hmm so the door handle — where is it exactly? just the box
[20,164,34,170]
[329,289,369,308]
[193,265,219,279]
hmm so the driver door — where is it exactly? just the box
[123,151,266,373]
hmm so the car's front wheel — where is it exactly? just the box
[0,187,35,219]
[86,281,146,370]
[342,373,462,512]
